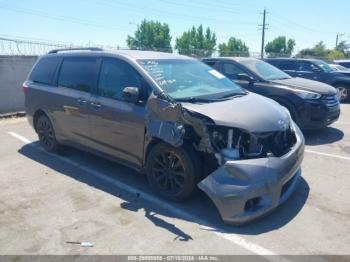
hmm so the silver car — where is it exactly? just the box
[24,48,304,224]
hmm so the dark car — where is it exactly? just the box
[333,59,350,69]
[24,48,304,224]
[265,58,350,102]
[202,57,340,130]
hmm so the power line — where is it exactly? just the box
[88,0,258,25]
[269,13,334,35]
[0,3,131,32]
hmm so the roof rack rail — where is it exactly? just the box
[48,47,104,54]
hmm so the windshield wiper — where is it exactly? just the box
[175,97,216,103]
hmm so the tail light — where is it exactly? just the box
[22,82,29,93]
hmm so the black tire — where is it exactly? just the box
[146,142,201,201]
[35,114,60,152]
[334,84,350,102]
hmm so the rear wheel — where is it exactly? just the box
[146,143,201,201]
[35,114,60,152]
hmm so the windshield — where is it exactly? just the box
[241,60,291,81]
[314,60,335,72]
[138,59,244,101]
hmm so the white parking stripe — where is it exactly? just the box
[7,131,283,258]
[305,149,350,161]
[7,131,32,144]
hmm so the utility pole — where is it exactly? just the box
[259,8,268,59]
[336,33,345,48]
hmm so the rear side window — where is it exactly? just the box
[219,62,247,80]
[204,60,219,70]
[58,57,98,92]
[340,62,350,68]
[30,57,61,85]
[275,60,295,70]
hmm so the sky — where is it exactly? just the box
[1,0,349,53]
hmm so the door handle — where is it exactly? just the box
[90,101,102,110]
[77,98,87,106]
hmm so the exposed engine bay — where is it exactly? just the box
[206,125,297,164]
[146,93,297,166]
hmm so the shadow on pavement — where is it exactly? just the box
[19,142,309,239]
[303,126,344,146]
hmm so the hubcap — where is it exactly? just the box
[37,118,54,148]
[336,87,348,101]
[152,151,186,195]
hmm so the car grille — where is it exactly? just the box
[322,94,339,107]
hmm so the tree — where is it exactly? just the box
[336,40,350,56]
[297,41,329,58]
[127,19,172,52]
[175,25,216,57]
[265,36,296,57]
[218,37,249,57]
[328,49,345,60]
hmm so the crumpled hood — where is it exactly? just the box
[271,77,336,95]
[181,93,290,133]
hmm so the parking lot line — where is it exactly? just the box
[7,131,282,258]
[305,149,350,161]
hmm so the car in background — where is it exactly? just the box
[203,57,340,130]
[329,64,350,72]
[24,48,304,224]
[333,59,350,69]
[265,58,350,102]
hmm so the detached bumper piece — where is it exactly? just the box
[198,123,304,225]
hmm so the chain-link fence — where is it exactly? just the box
[0,36,262,58]
[1,36,342,62]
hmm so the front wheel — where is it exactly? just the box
[146,143,201,201]
[35,114,60,152]
[335,85,349,102]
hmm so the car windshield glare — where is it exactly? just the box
[242,60,291,81]
[137,59,244,100]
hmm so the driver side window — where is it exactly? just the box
[98,58,143,100]
[220,62,247,80]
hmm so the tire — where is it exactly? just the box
[146,142,201,201]
[35,114,60,152]
[334,84,349,102]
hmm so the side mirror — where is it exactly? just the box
[122,86,139,103]
[237,73,254,83]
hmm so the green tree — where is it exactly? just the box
[218,37,249,57]
[175,25,217,57]
[265,36,296,57]
[298,41,329,58]
[336,40,350,56]
[127,19,172,52]
[328,49,345,60]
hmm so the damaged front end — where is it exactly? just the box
[145,93,305,225]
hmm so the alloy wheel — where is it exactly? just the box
[336,86,348,101]
[37,117,55,149]
[151,150,186,195]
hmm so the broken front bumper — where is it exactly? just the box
[198,122,305,225]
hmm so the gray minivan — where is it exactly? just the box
[24,48,304,224]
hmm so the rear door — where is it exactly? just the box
[277,60,297,77]
[54,56,99,146]
[88,57,147,167]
